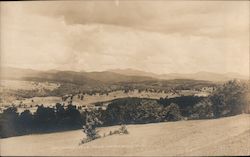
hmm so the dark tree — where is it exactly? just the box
[210,80,248,117]
[1,107,19,137]
[34,105,56,129]
[18,110,34,132]
[164,103,182,121]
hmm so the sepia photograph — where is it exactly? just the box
[0,0,249,156]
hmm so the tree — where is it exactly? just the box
[34,105,56,129]
[164,103,182,121]
[80,95,84,100]
[191,99,214,119]
[55,103,65,126]
[18,110,33,133]
[1,107,19,137]
[64,104,82,127]
[210,80,248,117]
[81,111,103,144]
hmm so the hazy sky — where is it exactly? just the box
[1,1,249,75]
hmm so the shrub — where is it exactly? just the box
[104,125,129,138]
[119,124,129,134]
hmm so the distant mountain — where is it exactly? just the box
[108,69,248,82]
[84,71,154,83]
[108,68,158,78]
[1,67,220,97]
[1,67,248,84]
[1,66,41,79]
[1,67,154,85]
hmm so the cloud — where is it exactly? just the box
[0,1,249,75]
[22,1,249,38]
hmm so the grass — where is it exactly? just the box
[1,114,249,156]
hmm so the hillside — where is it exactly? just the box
[1,114,249,156]
[1,67,217,99]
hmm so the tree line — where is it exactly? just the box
[0,80,248,138]
[0,103,84,138]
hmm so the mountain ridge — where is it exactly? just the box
[1,66,248,82]
[108,68,248,82]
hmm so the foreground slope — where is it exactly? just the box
[1,114,250,156]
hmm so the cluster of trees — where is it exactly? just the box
[1,80,248,138]
[191,80,249,119]
[210,80,248,117]
[0,98,183,138]
[0,103,84,138]
[158,96,206,117]
[103,98,183,125]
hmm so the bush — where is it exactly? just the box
[106,125,129,137]
[119,124,129,134]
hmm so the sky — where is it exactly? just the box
[0,1,249,75]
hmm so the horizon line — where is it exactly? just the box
[2,65,249,77]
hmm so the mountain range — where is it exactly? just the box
[1,67,248,84]
[108,68,248,82]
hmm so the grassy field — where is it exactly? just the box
[1,87,210,113]
[0,80,60,91]
[0,80,60,106]
[1,114,249,156]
